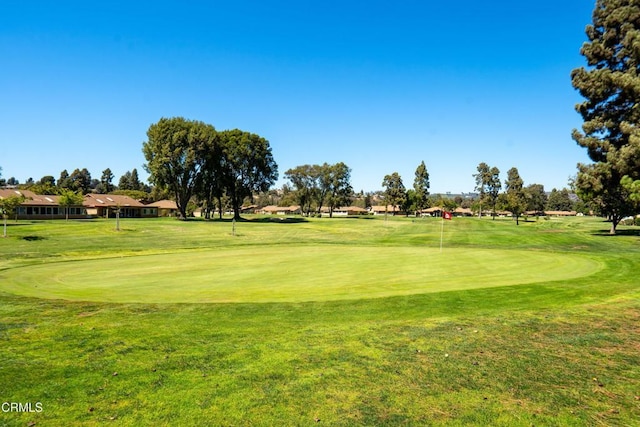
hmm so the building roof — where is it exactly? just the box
[544,210,577,216]
[83,194,145,208]
[0,189,82,206]
[0,189,37,200]
[422,206,442,213]
[370,205,401,212]
[321,206,368,213]
[454,207,473,214]
[261,205,301,213]
[146,199,178,209]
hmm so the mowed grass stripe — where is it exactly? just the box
[1,245,602,303]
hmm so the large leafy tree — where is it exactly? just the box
[571,0,640,234]
[219,129,278,220]
[504,167,527,225]
[381,172,406,215]
[197,140,225,220]
[413,161,430,214]
[143,117,217,219]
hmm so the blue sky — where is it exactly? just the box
[1,1,595,194]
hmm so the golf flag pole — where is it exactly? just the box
[440,211,452,253]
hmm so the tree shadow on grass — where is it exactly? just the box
[21,235,46,241]
[244,217,308,224]
[592,228,640,237]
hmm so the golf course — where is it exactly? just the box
[1,215,639,425]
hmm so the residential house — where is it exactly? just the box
[1,189,87,220]
[369,205,404,215]
[84,194,157,218]
[259,205,302,215]
[544,210,577,217]
[147,200,178,217]
[320,206,369,216]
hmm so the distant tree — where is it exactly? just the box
[129,168,142,191]
[364,192,373,209]
[40,175,56,187]
[504,167,527,225]
[98,168,115,193]
[413,161,430,215]
[29,175,58,195]
[442,197,458,213]
[7,177,19,186]
[143,117,217,219]
[118,171,132,190]
[382,172,406,215]
[474,163,502,218]
[571,0,640,234]
[0,166,4,187]
[486,167,502,219]
[58,189,84,221]
[285,164,317,216]
[0,194,25,237]
[57,170,72,189]
[524,184,547,213]
[404,189,417,216]
[324,162,353,217]
[278,183,298,207]
[219,129,278,220]
[546,188,574,211]
[69,168,92,194]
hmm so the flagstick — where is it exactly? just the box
[440,212,444,253]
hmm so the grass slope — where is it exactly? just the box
[0,216,639,426]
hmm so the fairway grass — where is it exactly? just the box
[1,216,639,426]
[1,246,602,303]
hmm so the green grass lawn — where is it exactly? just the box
[0,215,639,426]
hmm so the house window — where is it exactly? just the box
[53,207,59,215]
[27,207,33,215]
[33,207,40,215]
[46,207,52,215]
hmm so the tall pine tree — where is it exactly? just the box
[571,0,640,233]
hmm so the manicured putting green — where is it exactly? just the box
[1,245,602,303]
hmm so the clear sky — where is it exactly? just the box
[1,1,595,194]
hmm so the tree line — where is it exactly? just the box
[2,166,149,198]
[283,163,352,217]
[6,0,640,230]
